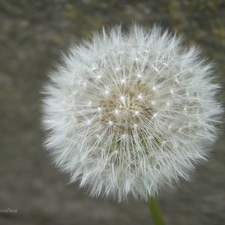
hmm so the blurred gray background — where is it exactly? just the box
[0,0,225,225]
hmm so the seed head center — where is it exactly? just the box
[99,82,154,134]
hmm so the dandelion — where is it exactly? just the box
[42,25,223,203]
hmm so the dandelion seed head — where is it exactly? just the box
[42,24,223,201]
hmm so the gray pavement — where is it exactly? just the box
[0,1,225,224]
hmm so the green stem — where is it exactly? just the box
[148,196,165,225]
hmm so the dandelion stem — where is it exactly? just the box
[148,196,165,225]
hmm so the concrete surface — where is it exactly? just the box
[0,0,225,224]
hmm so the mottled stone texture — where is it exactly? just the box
[0,0,224,225]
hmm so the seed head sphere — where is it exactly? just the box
[42,25,223,201]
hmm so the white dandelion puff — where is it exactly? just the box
[42,24,223,201]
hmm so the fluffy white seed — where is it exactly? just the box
[42,24,223,202]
